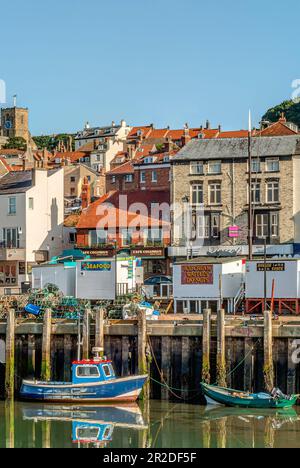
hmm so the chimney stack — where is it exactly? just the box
[206,120,211,130]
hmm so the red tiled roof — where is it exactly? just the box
[77,190,170,229]
[257,120,298,136]
[51,151,87,163]
[0,149,26,156]
[127,126,153,139]
[146,129,170,140]
[107,161,134,175]
[218,130,249,139]
[134,144,156,158]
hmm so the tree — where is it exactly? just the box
[4,137,27,150]
[32,134,75,151]
[262,99,300,127]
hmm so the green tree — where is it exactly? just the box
[32,134,75,151]
[4,137,27,150]
[262,99,300,127]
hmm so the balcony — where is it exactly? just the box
[0,243,26,261]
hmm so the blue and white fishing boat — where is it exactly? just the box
[20,358,148,403]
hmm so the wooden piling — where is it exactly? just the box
[244,338,253,391]
[95,307,105,354]
[138,310,149,400]
[82,308,90,360]
[5,308,15,400]
[202,309,211,383]
[263,310,274,392]
[5,399,14,448]
[287,338,297,395]
[41,309,52,381]
[216,309,226,387]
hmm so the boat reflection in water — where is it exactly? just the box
[200,406,300,448]
[22,403,148,448]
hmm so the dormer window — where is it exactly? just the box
[144,156,154,164]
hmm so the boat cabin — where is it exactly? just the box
[72,422,113,444]
[71,360,116,384]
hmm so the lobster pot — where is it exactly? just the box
[173,257,245,314]
[32,263,76,296]
[245,259,300,299]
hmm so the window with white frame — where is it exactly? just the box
[251,182,261,204]
[140,171,146,183]
[191,184,203,205]
[2,228,20,248]
[190,161,204,175]
[28,198,34,210]
[266,180,279,203]
[124,174,133,183]
[8,197,16,215]
[271,213,279,237]
[266,158,279,172]
[211,214,220,238]
[209,183,221,204]
[208,160,221,174]
[251,159,261,173]
[152,171,158,183]
[197,214,210,238]
[256,214,268,238]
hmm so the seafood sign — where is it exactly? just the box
[181,264,214,285]
[81,261,112,272]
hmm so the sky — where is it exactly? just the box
[1,0,300,135]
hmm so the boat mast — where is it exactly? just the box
[248,110,253,261]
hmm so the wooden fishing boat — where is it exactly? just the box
[201,383,298,409]
[20,359,147,403]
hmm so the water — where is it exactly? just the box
[0,400,300,448]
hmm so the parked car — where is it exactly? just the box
[144,275,172,285]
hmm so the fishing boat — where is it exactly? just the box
[201,383,298,409]
[20,358,148,403]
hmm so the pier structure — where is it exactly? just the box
[0,310,299,400]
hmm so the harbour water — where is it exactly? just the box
[0,400,300,448]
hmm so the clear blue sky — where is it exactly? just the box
[1,0,300,135]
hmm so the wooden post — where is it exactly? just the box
[217,309,226,387]
[95,308,105,355]
[138,310,149,400]
[287,338,297,395]
[5,308,15,400]
[244,338,253,391]
[41,309,52,381]
[264,310,274,392]
[5,399,14,448]
[202,309,211,383]
[82,308,90,360]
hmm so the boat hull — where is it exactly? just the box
[20,375,148,403]
[201,383,298,409]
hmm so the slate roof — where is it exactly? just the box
[0,170,33,194]
[172,136,300,162]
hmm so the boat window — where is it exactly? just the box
[102,364,113,377]
[103,426,113,440]
[76,365,100,378]
[76,427,100,441]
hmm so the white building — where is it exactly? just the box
[0,168,64,294]
[75,120,132,173]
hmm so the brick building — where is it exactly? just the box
[170,135,300,258]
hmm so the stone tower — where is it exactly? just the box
[0,106,29,142]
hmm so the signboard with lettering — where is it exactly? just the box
[131,248,165,258]
[181,264,214,285]
[81,261,112,272]
[80,248,115,258]
[257,262,285,272]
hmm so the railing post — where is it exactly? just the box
[5,308,15,400]
[82,308,91,360]
[217,308,226,387]
[202,309,211,383]
[264,309,274,392]
[95,307,105,355]
[41,309,52,381]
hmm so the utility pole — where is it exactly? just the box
[248,110,253,261]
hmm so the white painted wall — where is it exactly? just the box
[76,259,116,300]
[32,264,76,296]
[245,260,300,299]
[173,260,245,300]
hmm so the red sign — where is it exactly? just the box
[181,264,214,285]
